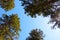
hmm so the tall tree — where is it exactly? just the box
[0,0,14,11]
[0,14,20,40]
[20,0,60,17]
[26,29,44,40]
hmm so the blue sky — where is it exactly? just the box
[0,0,60,40]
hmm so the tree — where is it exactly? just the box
[20,0,60,17]
[0,0,14,11]
[26,29,44,40]
[0,14,20,40]
[49,8,60,29]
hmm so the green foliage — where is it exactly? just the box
[20,0,59,17]
[10,14,20,35]
[26,29,44,40]
[0,14,20,40]
[0,0,14,11]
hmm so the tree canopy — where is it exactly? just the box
[26,29,44,40]
[49,8,60,29]
[0,0,14,11]
[20,0,60,17]
[0,14,20,40]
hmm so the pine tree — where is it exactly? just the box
[0,0,14,11]
[26,29,44,40]
[0,14,20,40]
[20,0,60,17]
